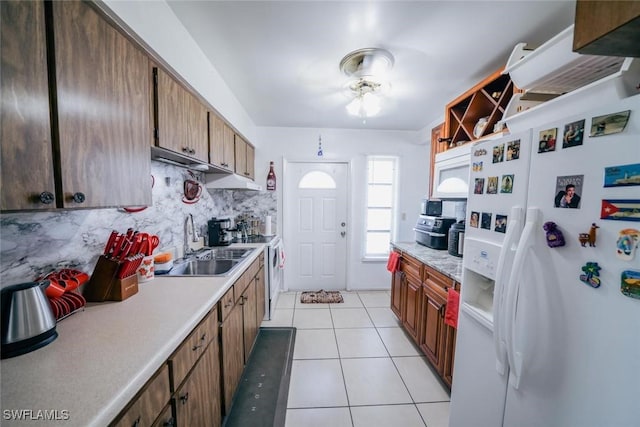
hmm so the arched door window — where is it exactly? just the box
[298,171,336,189]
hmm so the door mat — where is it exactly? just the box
[300,290,343,304]
[223,327,296,427]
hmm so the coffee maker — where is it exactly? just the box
[208,218,232,246]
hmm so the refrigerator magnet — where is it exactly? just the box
[500,174,514,193]
[473,148,487,156]
[470,211,480,228]
[481,212,492,230]
[538,128,557,153]
[578,223,599,247]
[554,175,583,209]
[603,163,640,188]
[600,199,640,222]
[494,215,507,233]
[506,139,520,161]
[579,262,601,288]
[621,270,640,300]
[474,178,485,194]
[487,177,499,194]
[543,221,565,248]
[616,229,639,261]
[589,110,630,137]
[472,161,483,172]
[492,144,504,163]
[562,119,585,148]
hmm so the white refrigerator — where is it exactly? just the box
[449,93,640,427]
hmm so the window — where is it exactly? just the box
[298,171,336,189]
[364,157,397,257]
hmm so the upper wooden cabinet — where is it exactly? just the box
[1,0,55,210]
[154,67,208,163]
[573,0,640,57]
[209,113,235,171]
[234,134,255,180]
[1,0,151,210]
[442,68,513,152]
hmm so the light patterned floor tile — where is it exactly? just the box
[287,359,348,408]
[293,308,334,329]
[285,407,352,427]
[351,404,425,427]
[416,402,450,427]
[331,308,374,328]
[377,327,421,356]
[366,307,401,327]
[335,328,388,358]
[293,329,339,359]
[261,308,293,327]
[341,357,412,406]
[393,356,450,402]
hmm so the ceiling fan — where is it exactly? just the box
[339,48,395,120]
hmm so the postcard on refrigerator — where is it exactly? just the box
[554,175,584,209]
[590,110,630,137]
[604,163,640,187]
[538,128,557,153]
[601,199,640,222]
[562,119,585,148]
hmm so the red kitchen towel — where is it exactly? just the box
[444,288,460,329]
[386,251,400,272]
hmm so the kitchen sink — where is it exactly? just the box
[166,247,255,276]
[194,247,254,261]
[167,259,241,277]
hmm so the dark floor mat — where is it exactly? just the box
[223,327,296,427]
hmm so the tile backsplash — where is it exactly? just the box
[0,161,276,286]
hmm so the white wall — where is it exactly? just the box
[256,127,429,290]
[101,0,258,144]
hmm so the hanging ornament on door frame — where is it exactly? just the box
[317,134,323,157]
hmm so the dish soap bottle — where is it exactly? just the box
[267,161,276,191]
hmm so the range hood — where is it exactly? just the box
[205,173,263,191]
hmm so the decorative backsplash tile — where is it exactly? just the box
[0,162,276,286]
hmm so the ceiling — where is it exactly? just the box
[167,1,576,132]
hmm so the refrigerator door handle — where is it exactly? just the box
[493,206,523,376]
[505,207,541,390]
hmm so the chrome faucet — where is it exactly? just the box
[184,214,199,255]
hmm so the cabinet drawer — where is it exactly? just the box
[424,265,455,291]
[220,286,235,320]
[169,307,218,391]
[112,364,170,427]
[400,254,422,282]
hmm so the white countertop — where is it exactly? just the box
[0,243,265,426]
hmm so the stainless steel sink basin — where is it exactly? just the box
[167,259,241,277]
[195,247,253,261]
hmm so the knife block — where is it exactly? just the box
[84,256,139,302]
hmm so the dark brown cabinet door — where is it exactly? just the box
[53,1,151,208]
[390,269,403,318]
[234,135,248,177]
[174,344,221,427]
[156,68,208,163]
[245,143,255,180]
[402,275,422,343]
[220,303,244,415]
[441,324,457,388]
[419,283,446,370]
[223,123,235,172]
[209,113,225,168]
[256,267,266,323]
[1,0,55,211]
[241,279,258,362]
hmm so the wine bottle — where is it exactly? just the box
[266,161,276,191]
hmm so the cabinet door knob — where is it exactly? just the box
[163,417,175,427]
[72,192,86,203]
[189,148,195,155]
[39,191,55,204]
[180,392,189,404]
[182,146,189,153]
[132,415,141,427]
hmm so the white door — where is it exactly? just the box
[284,162,348,291]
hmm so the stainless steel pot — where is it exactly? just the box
[1,281,58,359]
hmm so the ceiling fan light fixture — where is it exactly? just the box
[340,48,394,119]
[339,48,394,79]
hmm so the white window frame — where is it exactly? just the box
[363,156,398,260]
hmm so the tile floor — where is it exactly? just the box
[261,290,451,427]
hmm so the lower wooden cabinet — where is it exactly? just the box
[111,365,171,427]
[403,276,422,343]
[419,283,446,370]
[220,298,244,415]
[241,278,258,362]
[175,342,221,427]
[390,250,460,389]
[256,265,266,322]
